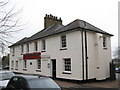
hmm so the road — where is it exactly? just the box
[117,73,120,88]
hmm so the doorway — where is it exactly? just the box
[51,59,56,79]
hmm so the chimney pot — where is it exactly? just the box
[50,14,52,17]
[55,17,57,19]
[45,14,47,17]
[59,17,61,20]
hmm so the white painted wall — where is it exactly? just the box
[94,33,112,80]
[9,30,112,81]
[43,30,83,80]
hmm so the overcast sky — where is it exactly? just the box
[3,0,118,58]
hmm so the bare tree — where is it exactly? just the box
[113,46,120,67]
[0,0,22,54]
[113,47,120,59]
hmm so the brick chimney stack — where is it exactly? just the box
[44,14,62,29]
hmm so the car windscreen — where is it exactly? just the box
[28,78,60,89]
[0,72,14,80]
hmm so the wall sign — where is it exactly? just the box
[41,55,50,61]
[22,52,41,60]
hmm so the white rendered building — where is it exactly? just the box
[9,14,113,82]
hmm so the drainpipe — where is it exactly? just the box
[84,30,88,81]
[81,30,84,81]
[84,21,88,81]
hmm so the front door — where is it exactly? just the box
[52,59,56,79]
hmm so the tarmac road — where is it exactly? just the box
[55,73,119,89]
[118,73,120,88]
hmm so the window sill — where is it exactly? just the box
[23,68,27,71]
[36,69,41,72]
[60,48,67,51]
[41,50,46,52]
[103,47,107,50]
[62,71,71,74]
[15,68,18,70]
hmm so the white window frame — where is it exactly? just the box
[24,60,27,68]
[11,61,14,68]
[37,60,41,69]
[61,35,67,49]
[21,45,24,54]
[16,61,18,69]
[12,47,15,56]
[63,58,71,74]
[103,36,107,48]
[41,40,46,51]
[34,41,38,51]
[11,61,14,70]
[26,43,29,52]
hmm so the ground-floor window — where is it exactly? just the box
[37,60,41,69]
[11,61,14,70]
[24,60,27,68]
[64,58,71,72]
[16,61,18,69]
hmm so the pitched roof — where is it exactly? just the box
[9,37,29,47]
[9,19,113,47]
[26,24,64,42]
[56,19,113,35]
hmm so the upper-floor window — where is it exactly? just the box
[42,40,46,51]
[103,37,107,48]
[11,61,14,68]
[26,44,29,52]
[12,47,15,56]
[34,42,38,51]
[21,45,24,53]
[16,61,18,69]
[61,35,67,48]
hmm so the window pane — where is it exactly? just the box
[26,44,29,52]
[42,40,46,50]
[61,35,67,48]
[13,47,15,55]
[16,61,18,68]
[24,60,27,68]
[21,45,24,53]
[37,60,41,69]
[103,37,107,48]
[64,58,71,71]
[12,61,14,67]
[35,42,38,51]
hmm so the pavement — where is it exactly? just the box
[54,73,120,89]
[55,79,118,88]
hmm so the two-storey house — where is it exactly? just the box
[9,14,113,82]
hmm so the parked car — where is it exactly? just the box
[115,67,120,73]
[0,71,14,89]
[5,75,61,90]
[3,66,9,70]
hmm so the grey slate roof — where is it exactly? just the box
[9,19,113,47]
[10,37,29,47]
